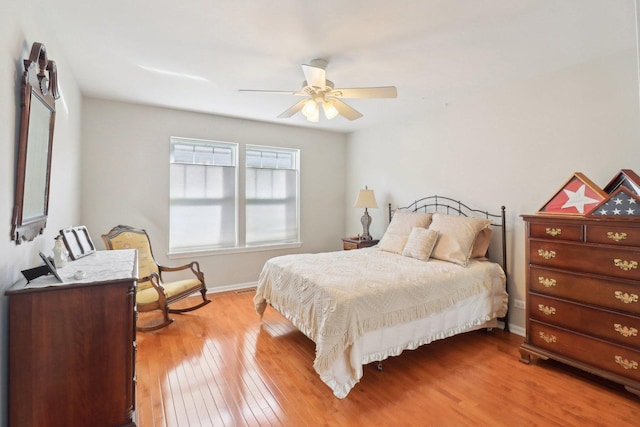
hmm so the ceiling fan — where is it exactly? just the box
[239,59,397,122]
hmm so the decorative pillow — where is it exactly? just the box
[378,233,410,254]
[429,213,492,266]
[378,210,432,254]
[470,227,492,259]
[402,228,439,261]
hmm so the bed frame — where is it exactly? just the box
[389,195,509,331]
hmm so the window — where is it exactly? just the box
[170,138,237,252]
[169,137,299,253]
[245,145,299,245]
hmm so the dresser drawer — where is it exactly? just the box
[529,239,640,280]
[529,222,582,241]
[529,294,640,348]
[530,266,640,315]
[343,241,358,250]
[342,238,379,250]
[530,321,640,382]
[586,224,640,247]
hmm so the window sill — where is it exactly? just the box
[167,242,302,259]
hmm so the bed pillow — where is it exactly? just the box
[429,213,492,266]
[402,227,439,261]
[470,227,492,259]
[378,210,432,254]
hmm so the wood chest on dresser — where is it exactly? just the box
[520,214,640,397]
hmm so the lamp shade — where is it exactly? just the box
[301,99,317,117]
[354,188,378,209]
[306,107,320,122]
[322,99,339,120]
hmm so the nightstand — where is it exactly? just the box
[342,237,379,250]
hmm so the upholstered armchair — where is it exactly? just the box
[102,225,211,331]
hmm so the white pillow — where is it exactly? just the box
[402,228,439,261]
[470,227,492,259]
[429,213,492,266]
[378,210,432,254]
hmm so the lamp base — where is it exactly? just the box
[360,209,372,241]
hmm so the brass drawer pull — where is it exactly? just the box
[545,227,562,237]
[614,323,638,337]
[615,355,639,370]
[537,249,556,260]
[538,332,557,343]
[613,259,638,271]
[538,277,557,288]
[538,304,556,316]
[615,291,639,304]
[607,232,628,242]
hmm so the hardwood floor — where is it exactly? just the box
[136,290,640,426]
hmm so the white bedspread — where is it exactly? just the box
[254,247,507,397]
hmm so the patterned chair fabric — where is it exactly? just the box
[102,225,211,331]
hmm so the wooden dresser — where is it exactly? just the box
[6,250,138,426]
[520,215,640,397]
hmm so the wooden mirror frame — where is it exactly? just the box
[11,42,59,244]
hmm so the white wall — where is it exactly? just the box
[0,1,83,425]
[80,98,347,290]
[345,44,640,333]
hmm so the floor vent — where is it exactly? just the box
[235,287,257,295]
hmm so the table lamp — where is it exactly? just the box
[354,186,378,240]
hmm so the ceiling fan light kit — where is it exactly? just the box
[302,98,318,117]
[240,59,397,122]
[323,99,339,120]
[302,99,320,122]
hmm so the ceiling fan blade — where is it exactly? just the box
[277,99,309,118]
[328,86,397,99]
[239,89,305,96]
[302,63,326,89]
[331,99,363,121]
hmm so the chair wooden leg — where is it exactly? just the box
[137,317,174,332]
[168,293,211,313]
[137,305,175,332]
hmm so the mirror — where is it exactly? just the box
[11,42,59,243]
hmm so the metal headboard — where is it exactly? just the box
[389,195,509,331]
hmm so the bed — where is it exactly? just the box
[254,195,509,398]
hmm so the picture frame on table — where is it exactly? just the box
[20,251,63,283]
[60,225,96,260]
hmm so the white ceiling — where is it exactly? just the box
[41,0,636,133]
